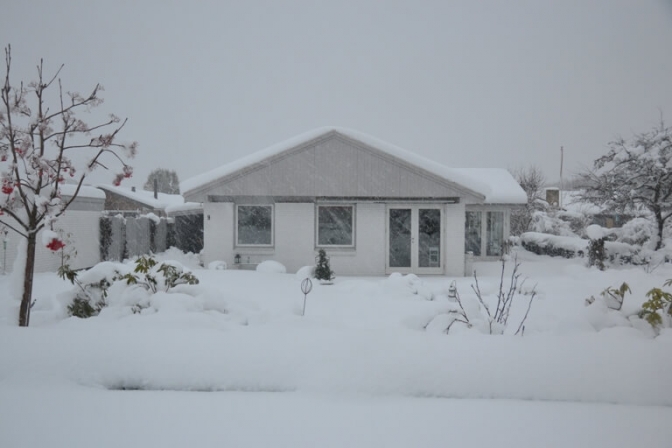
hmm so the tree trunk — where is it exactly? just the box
[655,211,664,251]
[18,233,37,327]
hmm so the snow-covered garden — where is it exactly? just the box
[1,247,671,447]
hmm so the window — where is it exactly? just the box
[237,205,273,246]
[317,205,354,247]
[486,211,504,256]
[465,211,482,256]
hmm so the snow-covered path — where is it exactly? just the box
[2,384,670,448]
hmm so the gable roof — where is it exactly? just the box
[182,127,526,204]
[97,185,185,209]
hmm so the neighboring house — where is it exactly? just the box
[546,188,631,228]
[182,128,526,276]
[98,185,184,217]
[1,185,106,274]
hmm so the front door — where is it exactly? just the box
[386,205,443,274]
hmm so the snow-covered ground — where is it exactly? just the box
[1,249,671,447]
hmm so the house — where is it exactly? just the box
[181,128,526,276]
[96,185,186,259]
[2,184,106,273]
[97,185,184,217]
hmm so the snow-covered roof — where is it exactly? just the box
[165,202,203,214]
[182,127,526,204]
[97,185,184,209]
[59,184,106,200]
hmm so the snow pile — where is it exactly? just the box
[256,260,287,274]
[153,247,202,270]
[295,265,314,280]
[208,260,227,270]
[585,224,607,240]
[383,273,433,300]
[1,250,671,447]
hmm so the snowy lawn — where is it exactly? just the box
[1,249,671,447]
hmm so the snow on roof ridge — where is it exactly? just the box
[181,127,526,204]
[59,184,106,200]
[97,184,184,209]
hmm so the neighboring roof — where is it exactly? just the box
[454,168,527,204]
[97,185,185,209]
[182,127,526,204]
[59,184,106,200]
[543,188,603,215]
[165,202,203,214]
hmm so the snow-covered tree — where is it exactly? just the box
[0,46,136,326]
[143,168,180,194]
[580,121,672,250]
[509,165,547,236]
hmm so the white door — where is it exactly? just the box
[386,205,443,274]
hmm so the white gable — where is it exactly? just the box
[182,127,526,204]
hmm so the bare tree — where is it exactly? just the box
[0,45,136,326]
[579,120,671,250]
[510,165,547,235]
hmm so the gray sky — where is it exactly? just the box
[2,0,672,188]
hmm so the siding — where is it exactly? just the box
[187,134,479,202]
[274,203,315,272]
[328,203,386,276]
[444,202,466,276]
[3,209,102,274]
[202,202,234,267]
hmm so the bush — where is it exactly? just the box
[61,255,199,318]
[640,279,672,329]
[315,249,335,282]
[587,238,606,270]
[520,232,586,258]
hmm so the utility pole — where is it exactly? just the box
[559,146,564,209]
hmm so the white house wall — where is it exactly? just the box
[201,201,468,276]
[2,209,102,274]
[202,202,234,267]
[328,203,386,276]
[444,202,466,276]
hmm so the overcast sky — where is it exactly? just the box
[2,0,672,188]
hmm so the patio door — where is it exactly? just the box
[386,205,443,274]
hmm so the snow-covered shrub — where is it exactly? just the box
[60,262,131,318]
[617,217,655,247]
[115,256,198,294]
[585,283,630,311]
[530,210,581,237]
[427,258,536,335]
[520,232,587,258]
[61,256,199,318]
[639,279,672,330]
[256,260,287,274]
[383,273,433,300]
[295,265,315,280]
[586,225,607,270]
[584,279,672,336]
[208,260,227,270]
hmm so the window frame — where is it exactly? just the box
[486,210,504,256]
[315,204,356,248]
[235,204,274,247]
[464,210,482,256]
